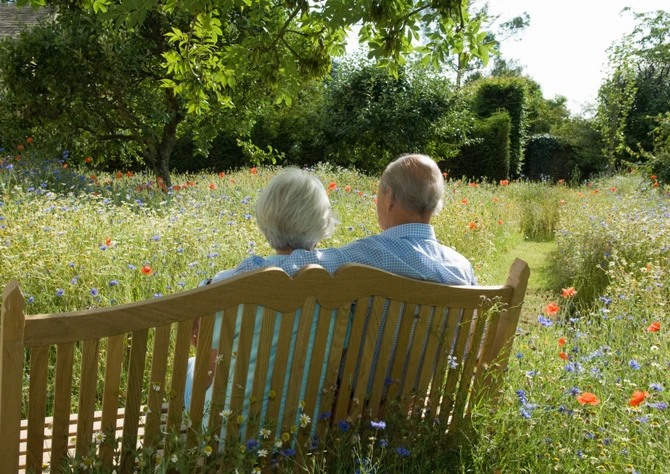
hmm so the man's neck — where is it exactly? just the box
[385,214,431,229]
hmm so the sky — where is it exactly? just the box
[486,0,669,114]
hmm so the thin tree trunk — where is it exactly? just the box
[145,89,183,188]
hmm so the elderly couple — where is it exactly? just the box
[185,154,477,430]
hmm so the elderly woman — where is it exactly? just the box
[184,168,337,434]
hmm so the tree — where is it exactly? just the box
[596,8,670,166]
[5,0,492,183]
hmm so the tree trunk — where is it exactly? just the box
[144,89,183,188]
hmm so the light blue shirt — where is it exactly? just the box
[230,223,478,285]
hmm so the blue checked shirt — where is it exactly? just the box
[227,223,478,285]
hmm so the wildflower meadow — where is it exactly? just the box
[1,145,669,473]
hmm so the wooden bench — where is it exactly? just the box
[0,259,529,473]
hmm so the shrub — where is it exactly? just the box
[472,77,528,178]
[451,111,510,180]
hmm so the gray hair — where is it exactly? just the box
[379,154,444,216]
[256,168,337,251]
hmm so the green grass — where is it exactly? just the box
[1,152,668,473]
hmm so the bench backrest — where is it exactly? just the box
[0,259,528,473]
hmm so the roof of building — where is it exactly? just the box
[0,3,56,39]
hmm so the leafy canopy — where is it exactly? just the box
[20,0,493,114]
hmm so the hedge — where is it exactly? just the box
[450,110,511,180]
[473,77,527,178]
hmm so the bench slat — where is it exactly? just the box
[146,324,171,449]
[367,299,402,420]
[332,297,369,424]
[166,320,190,433]
[50,342,75,468]
[120,329,148,472]
[209,307,237,454]
[440,308,475,424]
[26,346,49,474]
[263,310,295,439]
[429,308,454,417]
[226,304,258,446]
[76,339,100,457]
[188,313,215,447]
[298,305,333,451]
[100,334,125,467]
[246,307,276,440]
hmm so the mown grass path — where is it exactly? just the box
[492,240,558,325]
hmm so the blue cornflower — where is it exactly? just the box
[153,293,163,298]
[281,448,296,457]
[637,416,650,423]
[177,248,184,253]
[516,353,523,359]
[384,378,395,386]
[650,383,664,392]
[338,421,350,432]
[568,387,581,396]
[128,264,137,270]
[318,412,331,421]
[603,438,612,446]
[109,280,119,287]
[629,359,641,370]
[537,315,554,327]
[370,420,386,430]
[379,439,388,448]
[599,296,612,305]
[90,288,98,297]
[515,389,527,405]
[177,281,186,287]
[520,407,532,419]
[151,235,160,241]
[395,447,410,457]
[648,402,667,409]
[56,289,64,296]
[245,438,258,451]
[99,245,108,251]
[27,296,34,304]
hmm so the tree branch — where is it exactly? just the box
[271,6,302,49]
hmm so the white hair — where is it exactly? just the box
[255,168,337,251]
[379,154,444,216]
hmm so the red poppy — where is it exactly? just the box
[373,197,377,203]
[219,172,225,178]
[653,182,659,188]
[558,337,567,347]
[126,171,133,177]
[358,191,363,197]
[116,171,123,179]
[650,175,657,180]
[629,390,649,407]
[588,183,593,187]
[611,187,616,192]
[558,179,564,184]
[329,182,337,190]
[561,287,577,298]
[344,185,351,192]
[85,157,91,163]
[498,219,504,225]
[140,265,153,275]
[209,183,216,190]
[576,392,600,405]
[578,192,584,197]
[647,321,661,332]
[250,167,258,174]
[559,352,568,360]
[90,175,97,181]
[544,302,560,315]
[492,197,499,202]
[230,179,236,183]
[594,189,599,194]
[187,181,195,186]
[461,199,468,204]
[156,176,163,183]
[500,179,509,186]
[17,145,24,150]
[559,200,565,205]
[442,172,448,178]
[468,182,478,187]
[105,238,111,247]
[63,164,68,169]
[26,137,34,144]
[468,222,477,230]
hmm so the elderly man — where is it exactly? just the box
[231,154,477,285]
